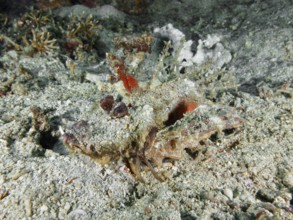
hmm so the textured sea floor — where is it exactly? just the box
[0,0,293,219]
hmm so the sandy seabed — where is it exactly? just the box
[0,0,292,219]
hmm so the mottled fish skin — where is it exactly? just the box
[64,100,243,174]
[62,51,243,180]
[145,104,243,167]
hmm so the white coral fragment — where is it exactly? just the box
[154,24,232,69]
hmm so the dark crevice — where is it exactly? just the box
[223,128,237,136]
[39,131,59,150]
[185,148,199,159]
[209,133,218,142]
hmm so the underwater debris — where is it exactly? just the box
[23,29,58,56]
[0,190,9,200]
[0,8,55,55]
[0,75,16,97]
[1,8,101,60]
[154,24,232,70]
[17,10,51,29]
[62,14,101,58]
[0,35,22,51]
[30,106,52,133]
[66,15,100,41]
[65,58,78,78]
[114,34,152,53]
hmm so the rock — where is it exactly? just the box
[282,173,293,187]
[223,188,233,200]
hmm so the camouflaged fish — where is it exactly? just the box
[63,76,243,181]
[63,31,243,181]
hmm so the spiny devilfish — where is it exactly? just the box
[63,76,243,182]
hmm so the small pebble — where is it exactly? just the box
[40,205,48,214]
[223,188,233,200]
[25,198,32,217]
[282,173,293,187]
